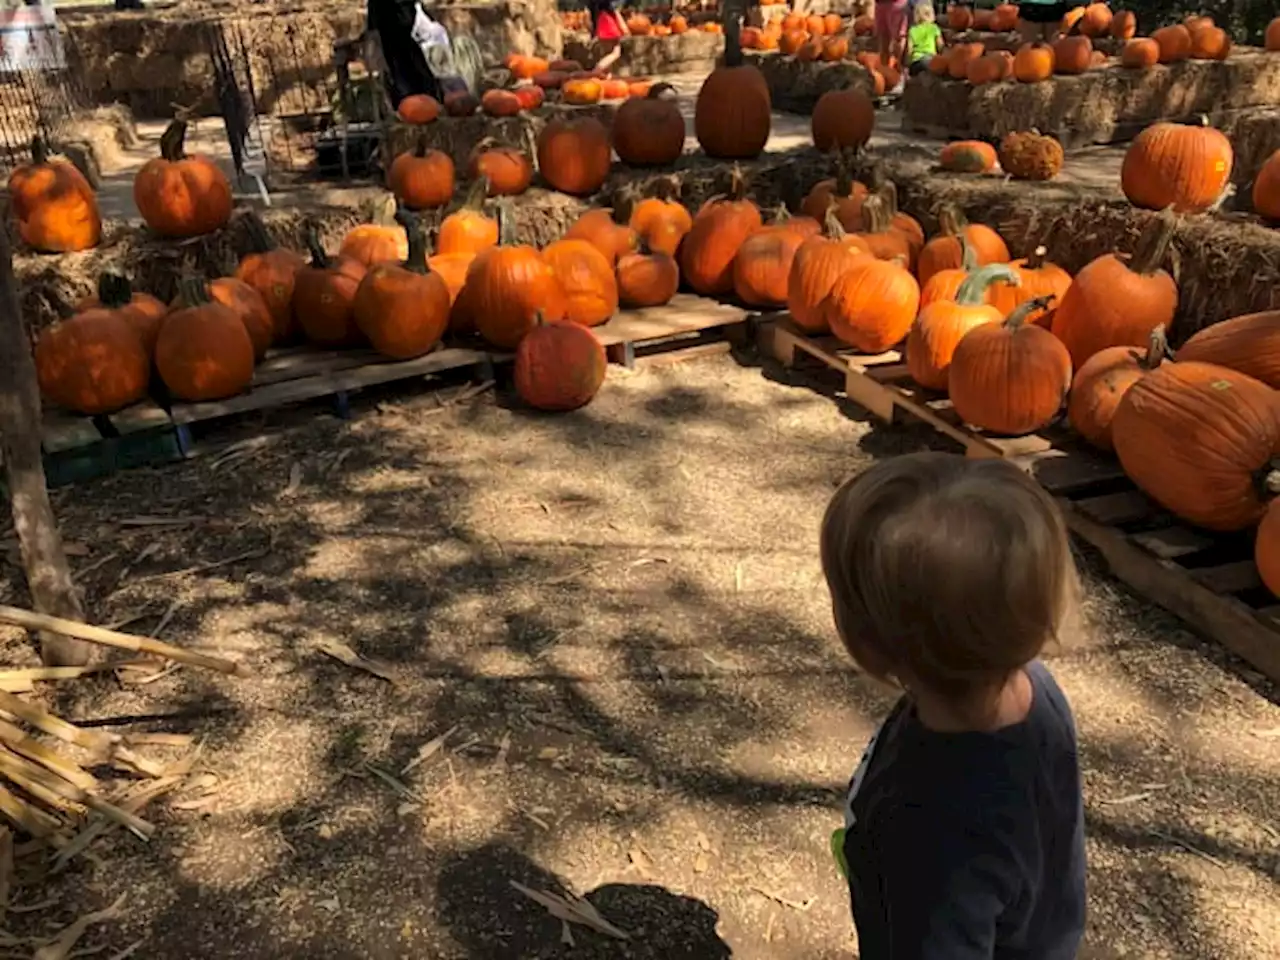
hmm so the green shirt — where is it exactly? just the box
[908,22,942,62]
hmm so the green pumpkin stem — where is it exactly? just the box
[96,273,134,309]
[396,209,429,274]
[822,200,846,239]
[957,235,977,271]
[30,135,48,166]
[159,120,189,162]
[303,223,330,269]
[1130,208,1178,276]
[242,210,278,254]
[956,263,1019,305]
[458,175,489,213]
[1004,294,1055,330]
[723,7,743,68]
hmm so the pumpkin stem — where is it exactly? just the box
[174,275,210,308]
[957,234,977,271]
[650,173,683,203]
[96,273,134,309]
[457,175,489,213]
[723,6,743,68]
[159,120,189,162]
[398,210,429,274]
[413,132,429,158]
[936,203,968,237]
[611,183,638,224]
[955,262,1019,305]
[647,82,677,99]
[858,194,892,233]
[241,209,278,254]
[1004,294,1055,329]
[29,135,48,166]
[726,164,747,202]
[1260,462,1280,499]
[770,203,793,226]
[822,199,847,239]
[496,198,515,246]
[876,180,902,217]
[834,154,855,200]
[1129,208,1178,276]
[1025,244,1048,269]
[303,223,330,269]
[365,193,398,226]
[1142,325,1170,369]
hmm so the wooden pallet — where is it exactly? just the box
[594,294,751,369]
[39,401,183,488]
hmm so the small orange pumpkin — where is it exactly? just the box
[352,211,451,359]
[203,276,274,361]
[133,120,232,239]
[468,138,533,197]
[1120,37,1160,68]
[565,206,638,266]
[339,195,408,269]
[1067,325,1168,450]
[907,263,1013,391]
[629,178,694,258]
[939,140,999,173]
[988,245,1072,327]
[1110,9,1137,39]
[514,316,608,412]
[294,225,368,348]
[617,242,680,308]
[388,134,456,210]
[8,136,101,253]
[234,211,307,343]
[437,178,498,257]
[397,94,441,124]
[536,115,612,196]
[541,238,619,328]
[679,166,763,296]
[916,206,1010,289]
[1053,35,1093,74]
[1152,24,1192,62]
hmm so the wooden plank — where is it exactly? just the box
[252,346,377,387]
[592,295,747,347]
[170,346,494,426]
[40,410,102,454]
[1071,490,1156,526]
[1131,526,1216,561]
[633,339,733,370]
[108,401,172,435]
[1060,499,1280,686]
[1188,561,1263,595]
[1014,448,1128,495]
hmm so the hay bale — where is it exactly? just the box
[940,30,1125,56]
[563,32,724,76]
[744,51,876,114]
[1221,106,1280,207]
[903,49,1280,147]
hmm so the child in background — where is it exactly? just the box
[905,0,943,75]
[822,453,1086,960]
[874,0,909,93]
[588,0,630,73]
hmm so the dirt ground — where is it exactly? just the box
[2,353,1279,959]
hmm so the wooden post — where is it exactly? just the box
[0,228,92,666]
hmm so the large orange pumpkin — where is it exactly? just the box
[537,115,612,195]
[133,120,232,239]
[293,225,368,348]
[811,88,875,153]
[679,167,763,295]
[695,23,772,159]
[35,308,150,415]
[514,317,607,412]
[733,221,807,308]
[949,296,1073,434]
[468,138,533,197]
[1051,211,1177,369]
[339,195,408,268]
[352,211,451,359]
[542,238,619,328]
[617,243,680,308]
[988,245,1071,327]
[1053,35,1093,73]
[1067,325,1168,450]
[1152,24,1192,62]
[947,4,973,30]
[786,208,872,334]
[437,178,498,257]
[873,181,925,266]
[155,277,256,402]
[612,83,686,167]
[1120,37,1160,68]
[235,211,306,343]
[1121,120,1232,213]
[824,256,920,353]
[907,263,1013,391]
[73,273,167,357]
[565,206,638,266]
[204,277,274,361]
[388,135,455,210]
[1177,312,1280,388]
[916,206,1010,289]
[8,136,101,253]
[1112,361,1280,531]
[469,202,569,349]
[629,179,693,257]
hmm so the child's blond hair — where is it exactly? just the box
[914,1,936,24]
[820,453,1075,696]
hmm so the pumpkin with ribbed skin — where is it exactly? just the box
[9,136,102,253]
[948,43,985,80]
[470,202,569,349]
[613,83,686,167]
[1121,121,1232,214]
[919,237,978,309]
[566,206,638,266]
[1120,38,1159,68]
[514,316,607,412]
[786,207,871,334]
[939,141,998,173]
[1152,24,1192,62]
[73,273,167,357]
[430,251,474,309]
[201,277,274,361]
[294,225,368,348]
[907,264,1014,391]
[1067,326,1168,450]
[630,180,693,257]
[537,115,611,195]
[998,131,1065,181]
[1013,42,1055,82]
[233,211,305,343]
[874,181,924,265]
[155,277,256,402]
[437,179,497,257]
[1110,10,1137,38]
[468,139,533,197]
[388,135,455,210]
[967,52,1009,85]
[733,220,807,308]
[988,245,1071,327]
[352,211,451,359]
[338,195,407,269]
[1253,150,1280,220]
[695,21,771,160]
[801,157,867,230]
[618,242,680,308]
[824,256,920,353]
[679,167,762,296]
[1177,312,1280,387]
[35,309,150,415]
[1256,501,1280,597]
[812,88,875,153]
[916,206,1010,289]
[1112,362,1280,531]
[397,94,440,124]
[853,194,912,265]
[949,296,1073,434]
[1052,212,1176,368]
[133,120,232,239]
[542,238,618,328]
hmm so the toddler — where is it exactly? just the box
[905,0,943,75]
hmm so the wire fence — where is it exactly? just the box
[0,12,92,175]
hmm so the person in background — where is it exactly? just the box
[823,453,1087,960]
[905,0,943,75]
[1018,0,1071,44]
[588,0,630,73]
[366,0,442,107]
[874,0,909,93]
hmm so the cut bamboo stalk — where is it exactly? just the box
[0,691,114,753]
[0,720,97,792]
[0,748,151,839]
[0,780,61,837]
[111,747,167,779]
[53,775,181,871]
[0,661,148,689]
[0,605,246,677]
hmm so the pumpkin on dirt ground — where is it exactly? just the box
[35,306,151,415]
[939,140,998,173]
[824,255,920,353]
[202,276,275,361]
[133,120,232,239]
[235,210,306,343]
[679,166,763,296]
[468,138,533,197]
[695,20,771,160]
[1067,325,1168,450]
[514,316,608,412]
[8,136,101,253]
[566,201,639,266]
[948,295,1073,435]
[1050,210,1177,368]
[155,276,256,402]
[988,244,1071,325]
[916,205,1010,289]
[1176,311,1280,388]
[617,241,680,308]
[339,195,408,268]
[811,88,875,153]
[542,238,619,327]
[437,178,498,257]
[294,225,368,348]
[352,211,452,360]
[73,272,167,356]
[907,263,1015,391]
[612,83,686,167]
[388,135,455,210]
[1120,119,1232,214]
[629,177,693,257]
[536,115,612,196]
[1111,361,1280,531]
[468,201,569,349]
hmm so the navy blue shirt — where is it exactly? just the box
[840,662,1086,959]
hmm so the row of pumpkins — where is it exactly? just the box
[560,7,725,36]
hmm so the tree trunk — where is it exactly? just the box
[0,228,91,667]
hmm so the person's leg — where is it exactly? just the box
[594,39,621,73]
[875,3,892,66]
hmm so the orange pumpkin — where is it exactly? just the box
[928,51,953,76]
[670,14,688,33]
[973,8,995,29]
[612,83,686,167]
[1053,35,1093,73]
[437,179,498,257]
[566,206,638,266]
[601,78,630,100]
[617,243,680,308]
[1188,24,1230,60]
[1067,326,1168,450]
[824,256,920,353]
[1110,9,1137,39]
[469,201,569,349]
[1079,2,1113,37]
[916,206,1010,289]
[805,13,826,36]
[812,88,875,152]
[73,273,167,357]
[513,81,543,110]
[542,238,619,328]
[35,307,150,415]
[949,296,1073,434]
[853,14,874,35]
[695,25,772,160]
[234,211,305,343]
[629,180,694,257]
[468,138,533,197]
[1120,37,1160,68]
[1152,24,1192,62]
[918,236,980,309]
[733,221,807,308]
[514,316,607,412]
[993,3,1019,30]
[351,211,451,359]
[388,134,456,210]
[1120,120,1232,213]
[294,225,368,348]
[873,181,924,265]
[1177,311,1280,388]
[339,195,408,268]
[801,158,868,230]
[562,77,603,105]
[537,115,612,195]
[1112,361,1280,531]
[821,36,849,61]
[628,13,652,35]
[853,193,913,265]
[677,167,762,295]
[509,55,549,80]
[8,136,101,253]
[444,91,480,116]
[823,12,842,34]
[780,29,808,55]
[1268,16,1280,51]
[786,207,872,334]
[967,52,1009,84]
[1051,211,1177,369]
[397,94,440,124]
[204,276,274,361]
[1257,501,1280,598]
[907,263,1012,391]
[133,120,232,239]
[948,43,985,79]
[480,89,523,117]
[155,277,256,402]
[947,4,973,30]
[988,245,1072,327]
[429,251,474,311]
[939,140,999,173]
